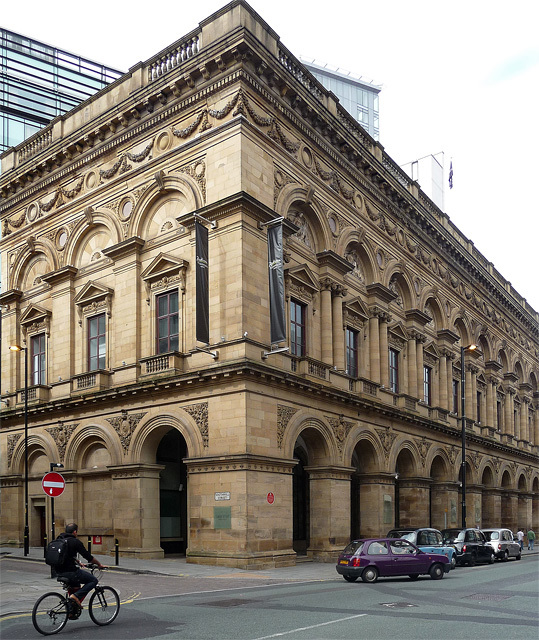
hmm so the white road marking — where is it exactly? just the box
[250,613,367,639]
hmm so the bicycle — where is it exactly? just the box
[32,563,120,635]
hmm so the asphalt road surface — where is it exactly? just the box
[1,555,537,639]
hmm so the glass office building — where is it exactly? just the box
[0,28,122,153]
[303,60,381,140]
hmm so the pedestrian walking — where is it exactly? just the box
[527,528,535,551]
[517,529,524,550]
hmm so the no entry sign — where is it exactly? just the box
[42,472,65,497]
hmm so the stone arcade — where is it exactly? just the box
[1,1,538,568]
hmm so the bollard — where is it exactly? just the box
[115,538,119,566]
[87,536,92,556]
[43,533,48,558]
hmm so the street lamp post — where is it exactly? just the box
[9,344,29,555]
[460,343,477,529]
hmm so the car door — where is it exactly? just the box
[389,539,424,575]
[366,540,392,576]
[476,531,490,560]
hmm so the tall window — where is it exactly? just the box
[157,290,179,353]
[346,328,359,377]
[88,313,106,371]
[452,380,459,414]
[290,299,306,357]
[31,333,46,385]
[423,365,432,405]
[497,400,502,430]
[389,348,399,393]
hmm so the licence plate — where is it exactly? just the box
[339,560,348,565]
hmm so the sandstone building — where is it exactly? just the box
[1,1,538,568]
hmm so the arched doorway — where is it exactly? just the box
[156,429,187,555]
[292,438,309,555]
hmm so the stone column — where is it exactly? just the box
[534,399,539,446]
[520,399,529,442]
[430,482,460,531]
[439,351,448,410]
[407,334,418,399]
[397,477,431,528]
[486,377,494,428]
[467,485,484,528]
[369,312,380,384]
[379,313,390,388]
[319,279,333,366]
[332,286,346,370]
[110,464,165,558]
[416,335,425,401]
[357,473,396,536]
[501,491,518,531]
[504,389,514,437]
[471,366,478,422]
[482,488,502,528]
[306,466,353,561]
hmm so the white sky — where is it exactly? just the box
[3,0,538,311]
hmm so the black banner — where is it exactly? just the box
[268,222,286,344]
[196,221,209,344]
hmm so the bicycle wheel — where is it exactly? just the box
[88,586,120,625]
[32,592,69,635]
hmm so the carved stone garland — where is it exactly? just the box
[277,405,298,448]
[106,411,147,454]
[46,422,79,463]
[183,402,209,448]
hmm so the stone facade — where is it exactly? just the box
[1,1,538,568]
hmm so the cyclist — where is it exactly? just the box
[55,523,106,609]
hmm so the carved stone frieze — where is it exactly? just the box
[183,402,209,447]
[468,450,482,472]
[7,434,22,468]
[107,411,147,454]
[273,168,296,206]
[46,422,79,462]
[447,445,458,466]
[277,405,298,448]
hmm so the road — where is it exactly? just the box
[1,554,537,639]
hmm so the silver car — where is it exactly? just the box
[481,528,521,561]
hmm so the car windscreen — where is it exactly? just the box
[442,529,463,542]
[387,530,414,540]
[342,541,365,555]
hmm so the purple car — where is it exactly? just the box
[336,538,450,583]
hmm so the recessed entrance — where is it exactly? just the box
[156,429,187,555]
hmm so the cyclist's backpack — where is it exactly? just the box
[45,537,69,568]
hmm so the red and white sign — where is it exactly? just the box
[42,472,65,497]
[267,492,275,504]
[92,536,102,545]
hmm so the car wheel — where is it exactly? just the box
[488,552,495,564]
[450,555,457,570]
[429,563,444,580]
[468,554,476,567]
[343,575,358,582]
[516,552,522,561]
[408,574,420,580]
[503,550,509,562]
[361,567,379,583]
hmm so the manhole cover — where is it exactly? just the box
[380,602,418,608]
[466,594,512,602]
[202,598,257,608]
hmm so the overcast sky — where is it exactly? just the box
[3,0,538,311]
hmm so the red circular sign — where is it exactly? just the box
[267,492,275,504]
[42,472,65,497]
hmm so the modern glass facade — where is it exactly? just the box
[303,60,380,140]
[0,28,122,153]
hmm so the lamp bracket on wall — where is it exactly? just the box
[195,346,219,360]
[262,347,289,360]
